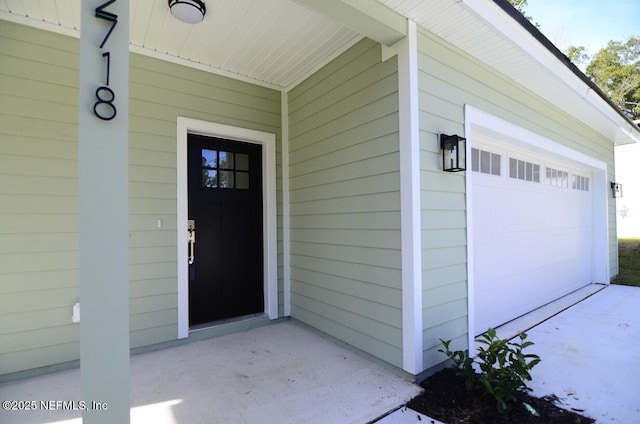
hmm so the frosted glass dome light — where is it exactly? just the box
[168,0,206,24]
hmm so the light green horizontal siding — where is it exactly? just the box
[288,38,403,368]
[417,28,617,370]
[0,21,282,375]
[0,21,79,376]
[128,51,282,349]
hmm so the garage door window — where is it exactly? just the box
[546,167,569,188]
[509,157,540,182]
[573,174,590,191]
[471,148,501,175]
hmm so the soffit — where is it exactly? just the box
[1,0,637,144]
[0,0,363,90]
[376,0,639,145]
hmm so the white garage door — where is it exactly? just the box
[472,143,594,334]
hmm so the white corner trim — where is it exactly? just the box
[464,104,610,348]
[176,118,278,339]
[398,20,423,375]
[281,91,292,316]
[464,107,476,353]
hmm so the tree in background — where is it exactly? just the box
[509,1,639,121]
[507,0,537,26]
[584,37,640,121]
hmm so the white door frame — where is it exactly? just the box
[177,117,278,338]
[464,105,610,348]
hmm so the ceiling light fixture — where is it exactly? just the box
[168,0,206,24]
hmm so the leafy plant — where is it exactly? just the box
[439,329,541,414]
[438,338,475,390]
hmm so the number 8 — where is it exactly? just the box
[93,86,116,121]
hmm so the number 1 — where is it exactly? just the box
[102,52,111,85]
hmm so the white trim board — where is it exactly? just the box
[388,20,423,375]
[464,105,610,348]
[177,118,278,339]
[281,91,291,317]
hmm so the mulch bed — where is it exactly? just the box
[405,368,595,423]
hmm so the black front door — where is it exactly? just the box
[188,134,263,326]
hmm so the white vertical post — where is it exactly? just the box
[281,90,291,316]
[79,1,130,422]
[397,20,423,374]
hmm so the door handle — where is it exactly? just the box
[187,219,196,265]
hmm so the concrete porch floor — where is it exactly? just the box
[2,285,639,424]
[0,320,422,424]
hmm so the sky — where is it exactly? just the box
[521,0,640,55]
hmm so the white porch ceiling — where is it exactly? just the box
[0,0,363,90]
[1,0,638,144]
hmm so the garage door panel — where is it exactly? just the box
[476,258,590,332]
[473,146,595,335]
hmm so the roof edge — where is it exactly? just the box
[491,0,640,136]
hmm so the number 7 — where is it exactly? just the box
[95,0,118,49]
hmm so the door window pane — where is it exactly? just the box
[236,153,249,171]
[491,153,501,175]
[218,171,234,188]
[510,158,517,178]
[218,151,234,169]
[517,160,525,180]
[471,148,480,172]
[236,172,249,189]
[202,149,217,168]
[202,169,218,188]
[480,150,491,174]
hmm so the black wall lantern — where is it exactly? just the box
[611,182,622,198]
[440,134,466,172]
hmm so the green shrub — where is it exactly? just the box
[439,328,541,413]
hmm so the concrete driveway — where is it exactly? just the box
[379,284,640,424]
[525,284,640,423]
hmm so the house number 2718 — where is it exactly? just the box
[93,0,118,121]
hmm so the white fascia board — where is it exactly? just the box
[461,0,638,143]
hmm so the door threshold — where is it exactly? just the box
[188,313,271,340]
[190,312,267,332]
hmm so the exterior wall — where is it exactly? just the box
[287,39,403,367]
[0,21,80,376]
[416,28,617,371]
[0,21,282,375]
[615,143,640,238]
